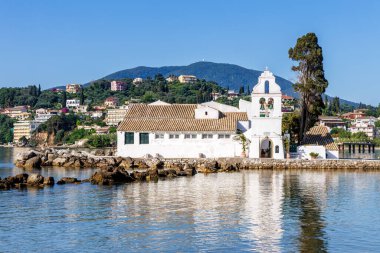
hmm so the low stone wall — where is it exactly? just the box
[161,158,380,172]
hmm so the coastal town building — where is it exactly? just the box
[34,108,59,122]
[111,81,125,91]
[349,116,378,139]
[105,106,129,126]
[281,94,296,112]
[341,109,366,120]
[117,69,285,159]
[1,106,31,120]
[88,110,104,118]
[165,75,178,83]
[298,126,339,159]
[66,84,81,94]
[66,99,80,108]
[211,92,222,101]
[133,78,143,85]
[13,120,41,142]
[178,75,197,84]
[318,116,346,130]
[227,90,239,100]
[104,97,119,108]
[74,105,88,113]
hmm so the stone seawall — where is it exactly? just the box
[162,158,380,172]
[13,148,380,172]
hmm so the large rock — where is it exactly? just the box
[57,177,80,184]
[183,163,197,176]
[47,153,56,162]
[146,168,159,181]
[119,157,134,169]
[148,159,164,169]
[197,161,220,173]
[5,173,28,184]
[27,174,44,185]
[15,160,26,168]
[43,177,55,185]
[24,156,42,170]
[74,159,83,168]
[130,171,148,181]
[21,151,37,161]
[52,157,68,167]
[0,181,11,190]
[90,167,134,185]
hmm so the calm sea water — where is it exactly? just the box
[1,147,380,252]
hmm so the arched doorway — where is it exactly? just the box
[260,138,273,158]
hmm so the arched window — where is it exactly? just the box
[265,81,270,94]
[268,98,274,109]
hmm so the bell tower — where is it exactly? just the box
[249,69,284,159]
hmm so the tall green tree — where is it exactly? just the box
[331,96,340,114]
[239,86,244,95]
[80,88,85,105]
[289,33,328,142]
[62,91,67,108]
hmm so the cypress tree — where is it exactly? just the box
[289,33,328,142]
[62,91,67,108]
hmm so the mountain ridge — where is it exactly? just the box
[100,61,298,98]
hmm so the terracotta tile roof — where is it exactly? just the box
[302,126,338,151]
[281,95,294,100]
[117,104,248,132]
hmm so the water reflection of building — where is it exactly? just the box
[242,171,284,252]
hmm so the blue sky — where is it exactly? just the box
[0,0,379,104]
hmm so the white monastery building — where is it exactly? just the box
[117,69,286,159]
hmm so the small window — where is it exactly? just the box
[169,134,180,139]
[185,134,197,139]
[155,134,164,139]
[275,145,279,153]
[139,133,149,144]
[125,132,134,144]
[202,134,213,139]
[218,134,230,139]
[205,111,208,115]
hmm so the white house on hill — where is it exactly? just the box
[117,69,285,159]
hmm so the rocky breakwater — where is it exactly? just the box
[90,159,197,185]
[15,149,151,170]
[0,173,54,190]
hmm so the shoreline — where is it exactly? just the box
[13,148,380,171]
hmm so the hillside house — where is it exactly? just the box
[111,81,125,91]
[178,75,197,84]
[66,84,81,94]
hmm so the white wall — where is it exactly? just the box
[195,105,220,119]
[326,150,339,159]
[117,131,243,158]
[297,145,327,159]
